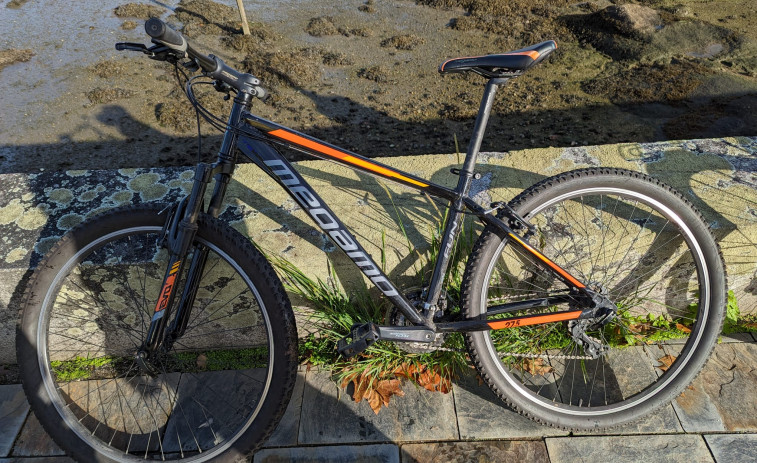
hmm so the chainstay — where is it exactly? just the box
[403,298,594,356]
[485,295,593,360]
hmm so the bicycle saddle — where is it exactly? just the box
[439,40,557,77]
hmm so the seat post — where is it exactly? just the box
[457,77,509,194]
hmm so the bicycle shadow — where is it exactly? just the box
[625,141,757,312]
[6,100,757,458]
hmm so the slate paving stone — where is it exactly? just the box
[675,343,757,432]
[298,370,458,445]
[545,434,714,463]
[264,369,306,447]
[400,440,549,463]
[719,333,755,343]
[452,372,567,439]
[0,384,30,457]
[0,458,75,463]
[0,268,27,363]
[672,381,726,432]
[704,433,757,462]
[557,345,682,434]
[556,346,659,408]
[632,342,720,432]
[253,444,400,463]
[10,411,65,457]
[62,373,180,453]
[162,369,267,453]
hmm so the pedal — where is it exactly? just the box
[337,323,380,358]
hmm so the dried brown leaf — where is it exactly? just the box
[676,323,692,333]
[657,354,676,372]
[366,388,382,414]
[340,362,453,414]
[340,372,356,390]
[629,323,652,334]
[521,358,554,376]
[438,377,452,394]
[375,378,404,406]
[352,371,372,403]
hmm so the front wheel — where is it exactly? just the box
[17,204,298,462]
[461,168,726,429]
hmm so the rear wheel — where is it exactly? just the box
[18,204,298,462]
[462,168,726,429]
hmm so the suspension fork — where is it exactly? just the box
[138,93,250,362]
[139,163,212,360]
[163,165,239,346]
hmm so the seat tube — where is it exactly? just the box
[424,77,508,311]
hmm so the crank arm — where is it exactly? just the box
[337,323,435,357]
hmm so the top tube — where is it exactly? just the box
[242,112,459,201]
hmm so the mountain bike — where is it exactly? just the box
[17,18,726,462]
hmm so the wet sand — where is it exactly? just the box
[0,0,755,173]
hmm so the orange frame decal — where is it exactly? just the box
[487,310,581,330]
[154,260,181,313]
[507,233,585,289]
[268,129,429,188]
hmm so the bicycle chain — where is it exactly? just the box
[497,351,592,360]
[415,342,592,358]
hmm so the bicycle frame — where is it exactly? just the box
[142,78,597,357]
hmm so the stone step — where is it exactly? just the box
[1,137,756,367]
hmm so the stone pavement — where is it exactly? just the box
[1,334,756,462]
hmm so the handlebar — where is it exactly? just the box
[139,18,267,100]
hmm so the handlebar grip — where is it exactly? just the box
[145,18,186,51]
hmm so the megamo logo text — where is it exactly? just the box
[264,160,399,297]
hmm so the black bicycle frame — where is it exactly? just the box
[142,78,596,357]
[235,78,594,330]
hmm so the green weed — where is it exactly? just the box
[51,355,115,382]
[170,347,269,371]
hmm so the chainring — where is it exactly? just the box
[384,287,447,354]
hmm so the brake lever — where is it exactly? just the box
[115,42,150,53]
[146,44,174,61]
[115,42,181,63]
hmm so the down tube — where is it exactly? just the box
[237,135,426,326]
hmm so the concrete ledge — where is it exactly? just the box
[1,137,755,363]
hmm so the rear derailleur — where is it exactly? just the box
[567,320,608,359]
[567,288,617,359]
